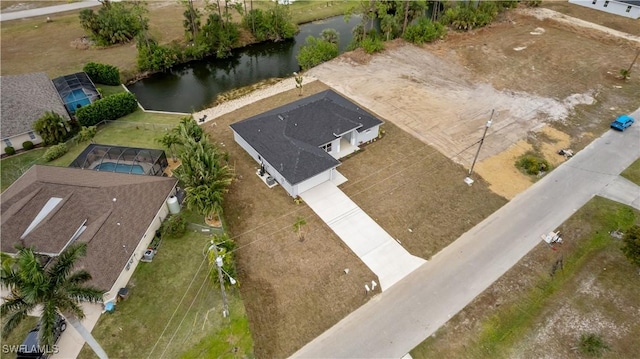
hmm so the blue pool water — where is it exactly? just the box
[95,162,145,175]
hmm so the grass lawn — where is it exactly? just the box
[621,157,640,186]
[1,148,48,192]
[78,227,253,359]
[411,197,640,358]
[0,316,39,353]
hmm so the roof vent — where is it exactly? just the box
[278,115,285,121]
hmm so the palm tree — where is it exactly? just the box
[174,137,233,222]
[1,243,108,359]
[32,111,70,145]
[157,131,181,161]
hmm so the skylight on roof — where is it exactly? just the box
[20,197,63,239]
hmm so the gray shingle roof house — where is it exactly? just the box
[569,0,640,19]
[230,90,383,197]
[0,72,70,153]
[0,165,177,303]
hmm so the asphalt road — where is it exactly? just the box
[0,0,100,22]
[292,109,640,358]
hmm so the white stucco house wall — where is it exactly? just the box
[0,72,70,153]
[569,0,640,19]
[230,90,384,197]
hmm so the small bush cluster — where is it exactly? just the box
[83,62,120,85]
[361,37,385,54]
[577,333,610,357]
[76,92,138,126]
[160,214,187,238]
[296,35,339,70]
[403,18,447,45]
[79,2,147,46]
[243,8,296,42]
[516,153,550,175]
[441,2,500,31]
[43,143,68,162]
[22,141,35,150]
[4,146,16,156]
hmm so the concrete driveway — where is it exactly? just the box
[599,176,640,210]
[300,181,426,291]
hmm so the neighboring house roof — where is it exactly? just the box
[0,165,177,291]
[0,72,70,139]
[230,90,383,185]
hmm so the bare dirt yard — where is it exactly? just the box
[307,7,640,199]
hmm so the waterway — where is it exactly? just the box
[128,15,358,113]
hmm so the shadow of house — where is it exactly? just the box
[0,165,177,304]
[230,90,384,197]
[0,72,70,153]
[52,72,101,117]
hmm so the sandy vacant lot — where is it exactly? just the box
[307,8,640,198]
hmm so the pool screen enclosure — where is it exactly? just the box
[69,144,169,176]
[52,72,101,115]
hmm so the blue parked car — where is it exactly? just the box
[610,115,635,131]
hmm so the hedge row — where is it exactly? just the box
[83,62,121,85]
[43,143,68,162]
[76,92,138,126]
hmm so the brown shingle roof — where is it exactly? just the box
[0,72,70,139]
[1,165,177,292]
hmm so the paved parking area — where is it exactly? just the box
[300,181,426,290]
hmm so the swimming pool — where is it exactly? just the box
[95,162,145,175]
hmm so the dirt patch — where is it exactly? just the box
[538,126,572,167]
[475,141,533,200]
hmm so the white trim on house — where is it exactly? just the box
[569,0,640,19]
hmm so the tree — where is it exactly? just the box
[296,35,339,70]
[620,49,639,80]
[76,126,98,143]
[157,130,181,161]
[621,225,640,268]
[79,1,147,46]
[1,243,108,359]
[183,0,201,43]
[320,28,339,45]
[33,111,70,145]
[293,72,304,96]
[174,138,233,221]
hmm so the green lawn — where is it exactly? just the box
[0,316,39,352]
[97,84,126,97]
[621,158,640,186]
[411,197,640,358]
[78,227,253,358]
[1,148,48,192]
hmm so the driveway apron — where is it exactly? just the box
[300,181,426,290]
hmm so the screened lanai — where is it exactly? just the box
[52,72,101,115]
[69,144,168,176]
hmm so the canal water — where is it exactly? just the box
[128,15,358,113]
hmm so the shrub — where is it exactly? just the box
[136,38,180,72]
[160,214,187,238]
[361,37,385,54]
[243,7,296,42]
[76,126,98,143]
[4,146,16,156]
[296,36,339,70]
[76,92,138,127]
[516,153,550,176]
[403,18,447,45]
[577,333,610,357]
[22,141,35,150]
[441,2,499,31]
[43,143,68,162]
[83,62,121,85]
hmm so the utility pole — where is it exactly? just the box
[209,240,230,317]
[465,109,494,186]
